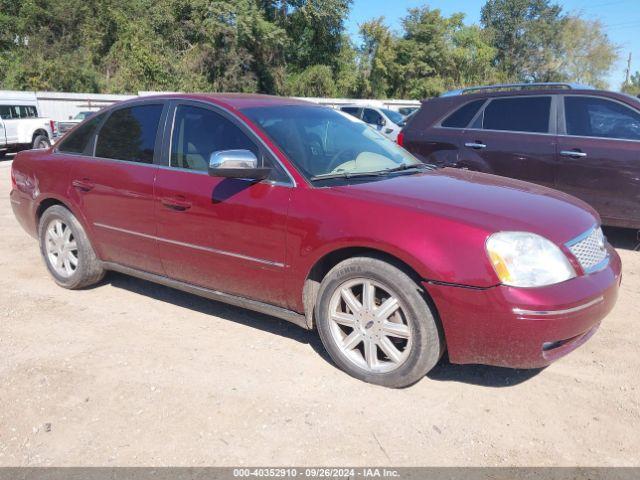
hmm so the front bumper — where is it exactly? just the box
[426,246,622,369]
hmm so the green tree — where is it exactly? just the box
[622,71,640,97]
[449,25,502,88]
[285,64,336,97]
[394,7,463,98]
[357,18,397,98]
[556,16,618,89]
[481,0,566,82]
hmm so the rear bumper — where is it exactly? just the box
[426,246,622,368]
[10,188,38,238]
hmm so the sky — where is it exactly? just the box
[345,0,640,90]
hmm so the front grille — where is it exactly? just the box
[567,227,609,274]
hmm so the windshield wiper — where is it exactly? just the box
[310,171,388,181]
[310,163,434,182]
[380,163,433,174]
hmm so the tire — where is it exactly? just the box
[32,134,51,150]
[315,255,443,388]
[38,205,105,289]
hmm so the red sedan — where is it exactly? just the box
[10,94,621,387]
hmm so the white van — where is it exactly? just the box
[0,91,58,156]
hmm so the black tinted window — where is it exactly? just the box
[341,107,360,117]
[362,108,382,124]
[96,104,163,163]
[171,105,259,172]
[483,97,551,133]
[565,96,640,141]
[0,106,18,119]
[442,99,485,128]
[57,113,105,154]
[18,105,38,118]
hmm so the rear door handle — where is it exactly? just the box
[161,196,192,211]
[72,179,94,192]
[464,142,486,149]
[560,150,587,158]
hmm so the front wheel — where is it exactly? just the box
[315,255,443,388]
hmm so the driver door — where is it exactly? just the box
[154,101,293,306]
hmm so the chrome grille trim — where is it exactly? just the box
[566,226,609,274]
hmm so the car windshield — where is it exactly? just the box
[241,105,421,180]
[380,108,404,125]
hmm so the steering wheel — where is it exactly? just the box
[326,149,357,172]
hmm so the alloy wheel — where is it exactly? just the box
[328,278,412,373]
[45,219,79,278]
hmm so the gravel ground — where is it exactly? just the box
[0,159,639,466]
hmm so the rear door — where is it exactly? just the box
[406,98,486,166]
[458,95,557,188]
[556,95,640,227]
[0,105,20,145]
[0,112,5,147]
[66,102,167,274]
[153,101,292,305]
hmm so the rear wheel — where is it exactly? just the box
[38,205,105,289]
[315,255,443,388]
[32,134,50,150]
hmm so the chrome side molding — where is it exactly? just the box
[513,296,604,317]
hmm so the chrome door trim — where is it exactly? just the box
[93,222,285,268]
[559,150,587,158]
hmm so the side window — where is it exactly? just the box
[362,108,382,125]
[0,106,11,119]
[565,96,640,141]
[57,113,106,154]
[483,97,551,133]
[341,107,360,118]
[171,105,259,172]
[441,99,485,128]
[18,106,37,118]
[96,104,163,163]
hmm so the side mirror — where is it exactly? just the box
[377,117,386,127]
[208,149,271,180]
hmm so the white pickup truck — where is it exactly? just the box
[0,91,59,157]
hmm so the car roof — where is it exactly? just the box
[423,87,638,105]
[113,93,319,111]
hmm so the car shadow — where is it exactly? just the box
[603,226,640,251]
[427,354,543,387]
[103,271,332,358]
[101,272,544,388]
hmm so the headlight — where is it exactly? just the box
[486,232,576,288]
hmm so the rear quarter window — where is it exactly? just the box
[57,113,106,155]
[441,99,485,128]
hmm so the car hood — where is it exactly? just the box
[331,168,598,245]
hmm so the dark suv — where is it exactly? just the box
[400,83,640,229]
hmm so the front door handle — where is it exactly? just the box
[560,150,587,159]
[464,142,487,149]
[72,179,94,192]
[161,196,192,211]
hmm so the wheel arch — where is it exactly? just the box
[32,129,49,142]
[302,246,441,331]
[34,196,99,254]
